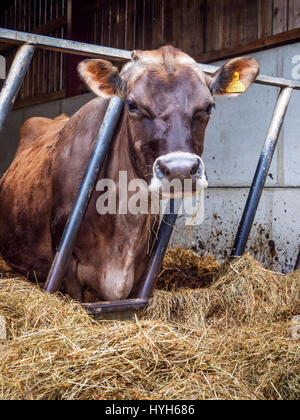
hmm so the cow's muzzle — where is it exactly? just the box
[154,152,202,181]
[149,152,206,198]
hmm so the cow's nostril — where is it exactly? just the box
[190,157,202,176]
[158,162,170,176]
[190,162,200,176]
[162,167,170,176]
[155,160,170,178]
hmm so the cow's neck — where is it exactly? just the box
[104,109,151,231]
[98,111,153,297]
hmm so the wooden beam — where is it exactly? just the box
[13,90,66,110]
[33,16,67,36]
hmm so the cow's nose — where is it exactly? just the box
[154,153,202,181]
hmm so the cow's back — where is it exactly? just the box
[0,116,68,278]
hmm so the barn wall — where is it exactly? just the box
[81,0,300,57]
[1,42,300,272]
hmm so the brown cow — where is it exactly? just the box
[0,46,259,301]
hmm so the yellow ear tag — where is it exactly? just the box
[226,72,246,93]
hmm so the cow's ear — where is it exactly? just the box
[208,57,260,97]
[78,59,124,98]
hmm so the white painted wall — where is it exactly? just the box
[1,43,299,272]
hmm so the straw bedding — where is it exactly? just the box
[0,251,299,400]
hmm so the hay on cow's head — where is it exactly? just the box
[0,252,299,400]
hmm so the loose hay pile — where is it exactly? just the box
[0,252,299,400]
[156,248,220,290]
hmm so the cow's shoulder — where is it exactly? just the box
[16,115,70,157]
[56,97,111,152]
[61,98,109,135]
[20,115,70,140]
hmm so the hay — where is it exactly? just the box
[147,254,300,328]
[156,248,220,291]
[0,253,299,400]
[0,255,11,276]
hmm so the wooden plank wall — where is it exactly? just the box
[201,0,300,60]
[0,0,67,107]
[1,0,300,107]
[85,0,300,58]
[85,0,205,57]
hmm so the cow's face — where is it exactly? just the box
[79,47,259,197]
[122,63,212,196]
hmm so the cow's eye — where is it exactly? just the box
[192,103,215,123]
[126,100,139,113]
[205,103,215,115]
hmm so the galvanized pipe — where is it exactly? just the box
[1,28,300,90]
[82,298,149,315]
[0,28,131,62]
[44,96,124,294]
[199,63,300,91]
[231,87,293,258]
[0,43,35,134]
[138,199,178,300]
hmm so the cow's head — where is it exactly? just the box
[79,47,259,197]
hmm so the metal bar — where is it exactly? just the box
[295,250,300,271]
[0,28,132,61]
[82,298,148,315]
[138,199,178,300]
[44,96,124,294]
[1,28,300,90]
[0,43,35,134]
[231,87,293,258]
[199,63,300,91]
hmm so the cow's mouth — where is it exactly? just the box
[149,178,207,199]
[148,152,208,199]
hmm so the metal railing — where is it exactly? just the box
[0,28,299,314]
